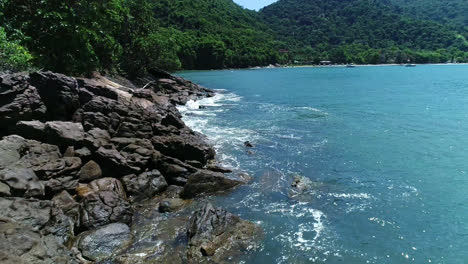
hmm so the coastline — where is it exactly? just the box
[0,70,260,263]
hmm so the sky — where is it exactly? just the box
[233,0,278,11]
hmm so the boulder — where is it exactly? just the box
[74,223,132,262]
[14,120,46,141]
[79,160,102,182]
[122,170,167,201]
[34,157,82,179]
[44,121,85,147]
[0,220,78,264]
[0,197,52,230]
[0,74,46,135]
[0,182,11,196]
[0,167,44,197]
[79,178,132,229]
[152,133,215,164]
[29,71,80,120]
[291,175,313,193]
[181,170,246,198]
[187,203,261,262]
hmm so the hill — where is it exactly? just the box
[260,0,468,64]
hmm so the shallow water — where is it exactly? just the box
[177,65,468,264]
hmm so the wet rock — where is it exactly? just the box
[79,160,102,182]
[74,223,132,262]
[0,167,45,197]
[122,170,167,201]
[44,121,85,147]
[187,203,261,262]
[291,175,313,193]
[29,71,80,121]
[181,170,246,198]
[158,198,187,213]
[244,141,254,148]
[79,178,132,230]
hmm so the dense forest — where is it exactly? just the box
[261,0,468,64]
[0,0,468,76]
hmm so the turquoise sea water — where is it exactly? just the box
[177,65,468,264]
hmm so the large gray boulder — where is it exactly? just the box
[0,167,44,197]
[181,170,246,198]
[74,223,132,262]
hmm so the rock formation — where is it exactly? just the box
[0,70,259,263]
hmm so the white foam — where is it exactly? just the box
[327,192,373,199]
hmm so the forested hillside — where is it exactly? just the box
[0,0,283,76]
[260,0,468,64]
[1,0,468,75]
[389,0,468,32]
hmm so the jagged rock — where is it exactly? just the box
[79,160,102,182]
[95,145,139,177]
[0,220,78,264]
[15,120,46,140]
[29,71,80,120]
[187,203,261,262]
[42,176,79,195]
[0,74,47,135]
[44,121,85,147]
[83,128,110,150]
[158,198,187,213]
[152,133,215,164]
[122,170,167,201]
[74,223,132,262]
[0,197,52,230]
[181,170,246,198]
[79,178,132,229]
[35,157,82,179]
[0,135,29,170]
[0,167,45,197]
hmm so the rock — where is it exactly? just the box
[95,146,139,177]
[0,182,11,196]
[83,128,110,150]
[0,220,78,264]
[187,203,261,262]
[291,175,313,193]
[44,121,85,147]
[244,141,254,148]
[74,223,132,262]
[79,178,132,229]
[152,133,215,164]
[122,170,167,201]
[181,170,246,198]
[52,191,79,222]
[15,120,46,141]
[42,176,79,195]
[0,197,52,230]
[63,146,75,157]
[0,135,28,170]
[158,198,187,213]
[0,167,45,197]
[29,71,80,120]
[0,74,47,135]
[34,157,82,179]
[75,147,91,159]
[79,160,102,182]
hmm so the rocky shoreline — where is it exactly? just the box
[0,70,260,263]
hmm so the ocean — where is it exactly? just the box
[177,65,468,264]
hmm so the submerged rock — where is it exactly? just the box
[158,198,188,213]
